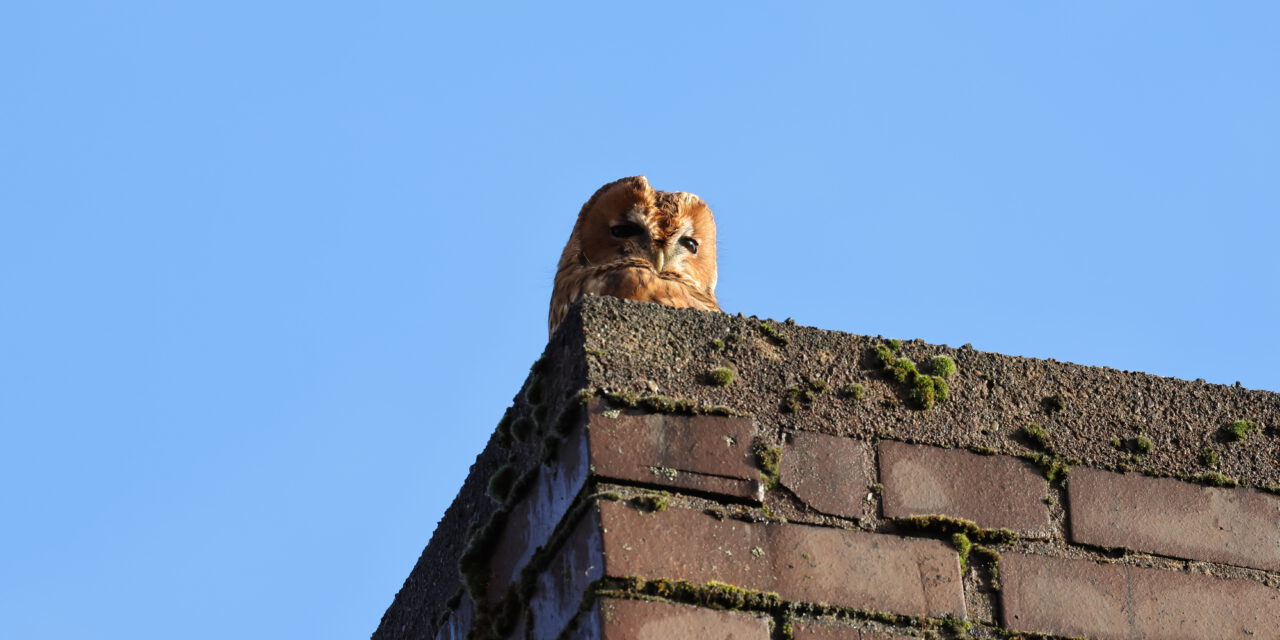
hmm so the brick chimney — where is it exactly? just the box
[372,296,1280,640]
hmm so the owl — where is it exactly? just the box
[549,175,720,335]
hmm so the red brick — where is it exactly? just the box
[780,431,868,519]
[528,508,605,640]
[1000,552,1280,640]
[487,432,591,603]
[588,408,762,501]
[1068,467,1280,571]
[598,500,965,618]
[791,619,917,639]
[878,441,1050,537]
[568,598,771,640]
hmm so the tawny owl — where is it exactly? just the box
[549,176,720,335]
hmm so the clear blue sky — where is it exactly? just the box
[2,2,1276,638]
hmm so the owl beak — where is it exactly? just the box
[650,246,667,273]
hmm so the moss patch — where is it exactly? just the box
[781,378,827,413]
[926,355,957,378]
[602,391,747,417]
[486,465,516,504]
[893,514,1018,544]
[706,367,735,387]
[758,321,789,346]
[1191,471,1239,488]
[1225,419,1257,442]
[626,493,670,513]
[839,383,866,401]
[1199,445,1219,468]
[1022,423,1051,450]
[869,342,955,410]
[752,439,782,490]
[951,532,972,570]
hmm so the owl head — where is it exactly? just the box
[571,175,717,290]
[550,176,721,334]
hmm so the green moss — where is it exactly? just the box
[869,483,884,496]
[510,416,534,442]
[1133,436,1153,454]
[486,464,516,503]
[887,357,918,383]
[1199,445,1219,468]
[807,377,828,393]
[839,383,866,401]
[887,338,902,351]
[1024,452,1070,484]
[1225,419,1257,441]
[1192,471,1239,488]
[709,338,725,351]
[584,348,606,358]
[707,367,735,387]
[758,321,789,345]
[626,494,670,513]
[602,391,748,417]
[907,374,948,409]
[752,439,782,490]
[971,446,997,456]
[893,515,1018,544]
[952,532,972,570]
[926,355,957,378]
[458,508,508,598]
[1022,423,1051,450]
[943,618,972,635]
[872,344,895,365]
[1110,436,1124,449]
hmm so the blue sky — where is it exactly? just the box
[2,2,1277,638]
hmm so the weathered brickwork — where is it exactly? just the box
[567,598,771,640]
[790,620,920,639]
[374,298,1280,640]
[587,408,762,501]
[1001,552,1280,640]
[1068,466,1280,571]
[598,500,966,619]
[878,440,1052,537]
[780,430,869,519]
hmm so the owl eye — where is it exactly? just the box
[679,237,699,254]
[610,224,642,238]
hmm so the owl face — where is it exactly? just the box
[549,176,721,335]
[575,176,718,292]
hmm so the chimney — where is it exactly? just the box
[373,295,1280,640]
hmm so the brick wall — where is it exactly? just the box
[373,297,1280,640]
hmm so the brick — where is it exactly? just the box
[878,441,1050,537]
[487,431,592,603]
[1001,552,1280,640]
[1068,467,1280,571]
[791,619,917,639]
[588,408,762,501]
[598,500,965,618]
[780,431,868,519]
[528,508,605,640]
[568,598,771,640]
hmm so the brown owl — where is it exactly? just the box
[549,176,720,335]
